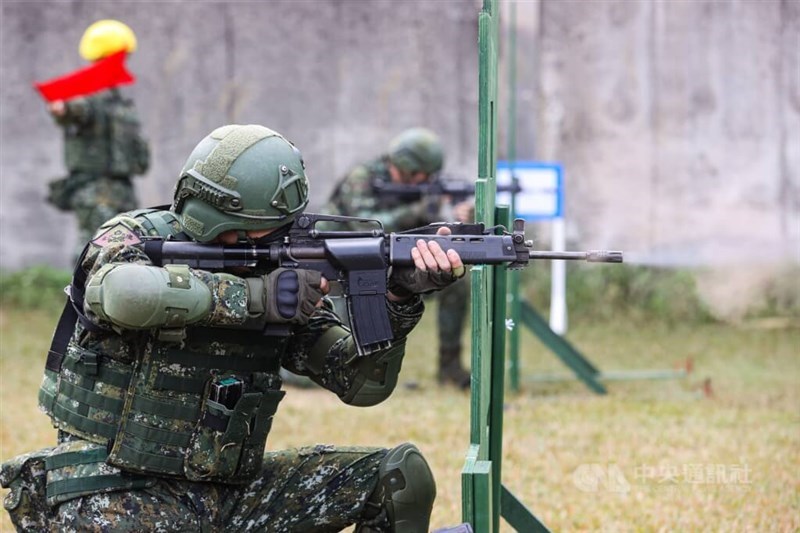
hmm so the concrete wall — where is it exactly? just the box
[0,0,480,269]
[1,0,798,314]
[497,0,799,316]
[497,0,799,261]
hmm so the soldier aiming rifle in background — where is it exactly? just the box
[324,128,474,388]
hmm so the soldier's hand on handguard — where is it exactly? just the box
[248,268,328,326]
[387,227,466,301]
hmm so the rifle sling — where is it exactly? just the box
[46,243,107,373]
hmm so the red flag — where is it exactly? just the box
[34,51,135,102]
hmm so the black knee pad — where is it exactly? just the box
[372,442,436,533]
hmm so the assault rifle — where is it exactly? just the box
[371,175,522,204]
[143,213,622,357]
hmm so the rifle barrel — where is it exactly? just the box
[528,250,623,263]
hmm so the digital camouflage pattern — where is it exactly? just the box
[70,174,138,248]
[3,443,390,532]
[3,208,426,531]
[48,88,148,253]
[324,157,470,384]
[55,89,148,177]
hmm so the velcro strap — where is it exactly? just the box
[93,363,132,389]
[45,448,108,470]
[165,264,192,290]
[46,475,151,501]
[66,357,131,389]
[52,401,118,440]
[58,380,124,414]
[125,419,192,448]
[113,442,184,474]
[162,350,280,373]
[153,373,207,394]
[130,395,199,422]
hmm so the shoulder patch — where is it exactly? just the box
[91,223,142,247]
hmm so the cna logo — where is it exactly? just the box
[572,464,631,493]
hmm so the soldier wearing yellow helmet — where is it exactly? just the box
[79,19,138,61]
[46,19,149,258]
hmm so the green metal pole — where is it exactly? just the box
[506,0,522,393]
[464,2,550,530]
[489,205,511,533]
[463,0,499,528]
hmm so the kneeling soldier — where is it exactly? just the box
[2,125,467,532]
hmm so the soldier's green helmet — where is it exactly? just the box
[388,128,444,175]
[172,124,309,242]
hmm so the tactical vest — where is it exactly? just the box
[64,89,149,177]
[39,209,286,484]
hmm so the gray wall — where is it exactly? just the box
[529,0,799,269]
[1,0,798,315]
[496,0,799,316]
[0,0,480,268]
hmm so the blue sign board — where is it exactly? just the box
[496,161,563,221]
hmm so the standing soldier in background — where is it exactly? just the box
[45,20,149,253]
[325,128,473,388]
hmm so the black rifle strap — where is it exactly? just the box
[45,298,79,373]
[45,243,105,373]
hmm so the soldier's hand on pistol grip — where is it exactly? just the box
[247,268,327,326]
[387,227,466,299]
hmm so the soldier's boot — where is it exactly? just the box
[437,346,471,389]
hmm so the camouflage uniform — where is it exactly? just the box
[325,157,470,387]
[47,88,148,249]
[1,208,426,532]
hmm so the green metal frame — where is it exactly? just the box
[519,302,608,394]
[506,0,523,394]
[499,2,682,396]
[461,2,550,531]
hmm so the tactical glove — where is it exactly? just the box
[246,268,324,325]
[387,263,465,298]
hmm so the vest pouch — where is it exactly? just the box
[47,176,75,211]
[185,389,264,481]
[235,389,286,478]
[46,174,94,211]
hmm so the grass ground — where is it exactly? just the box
[1,303,798,532]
